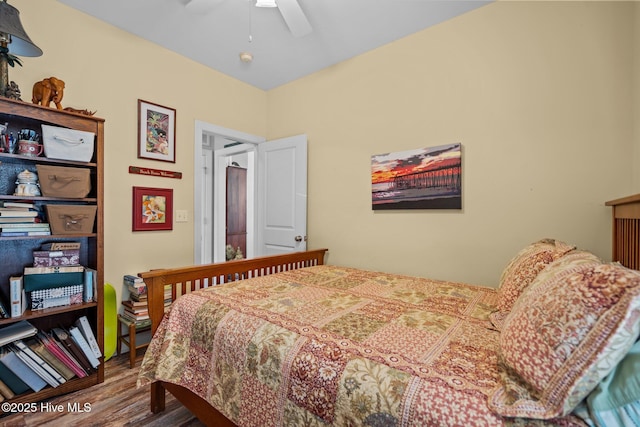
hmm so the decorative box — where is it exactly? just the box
[33,249,80,267]
[30,284,83,310]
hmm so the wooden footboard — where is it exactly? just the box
[137,249,328,420]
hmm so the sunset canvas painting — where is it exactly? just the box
[371,143,462,210]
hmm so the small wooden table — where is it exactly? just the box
[116,314,151,368]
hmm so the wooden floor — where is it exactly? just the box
[0,353,205,427]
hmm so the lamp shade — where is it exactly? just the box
[0,0,41,56]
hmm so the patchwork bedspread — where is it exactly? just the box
[138,265,585,426]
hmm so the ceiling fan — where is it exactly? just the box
[183,0,312,38]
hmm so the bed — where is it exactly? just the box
[137,240,640,427]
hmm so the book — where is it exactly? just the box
[83,268,97,302]
[0,298,9,319]
[68,326,100,369]
[0,223,50,229]
[9,276,21,318]
[1,201,35,209]
[14,340,65,385]
[0,205,30,211]
[0,357,29,395]
[23,266,84,293]
[121,316,151,329]
[0,350,47,392]
[74,316,101,359]
[123,274,144,284]
[0,321,37,347]
[51,328,93,374]
[25,336,75,381]
[122,299,147,308]
[0,216,40,223]
[0,210,38,217]
[122,303,148,314]
[38,332,86,378]
[129,292,148,302]
[11,343,60,388]
[124,274,146,296]
[0,231,51,237]
[23,266,85,275]
[9,276,25,318]
[0,378,15,399]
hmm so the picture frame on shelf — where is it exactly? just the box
[137,99,176,163]
[132,186,173,231]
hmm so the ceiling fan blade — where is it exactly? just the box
[184,0,224,14]
[276,0,312,38]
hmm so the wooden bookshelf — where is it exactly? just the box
[0,98,104,413]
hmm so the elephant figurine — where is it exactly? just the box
[32,77,65,110]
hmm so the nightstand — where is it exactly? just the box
[117,314,151,368]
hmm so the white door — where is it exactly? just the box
[257,134,307,255]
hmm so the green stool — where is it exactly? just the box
[103,283,117,361]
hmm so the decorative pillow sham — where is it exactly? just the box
[489,250,601,331]
[495,239,575,314]
[489,262,640,419]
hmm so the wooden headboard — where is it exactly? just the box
[606,194,640,270]
[138,249,328,336]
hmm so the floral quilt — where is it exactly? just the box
[138,265,585,426]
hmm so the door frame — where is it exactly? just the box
[193,120,264,264]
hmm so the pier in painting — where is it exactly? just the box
[371,143,462,210]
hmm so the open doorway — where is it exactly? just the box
[194,121,308,265]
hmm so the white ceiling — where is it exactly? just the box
[56,0,491,91]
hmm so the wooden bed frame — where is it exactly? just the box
[606,193,640,270]
[138,248,328,426]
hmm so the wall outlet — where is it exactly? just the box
[176,210,188,223]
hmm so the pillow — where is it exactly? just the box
[489,262,640,419]
[585,338,640,426]
[489,250,601,331]
[495,239,576,314]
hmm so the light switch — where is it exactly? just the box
[176,210,188,223]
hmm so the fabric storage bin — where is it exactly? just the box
[41,124,95,162]
[30,284,83,310]
[46,204,97,235]
[36,164,91,198]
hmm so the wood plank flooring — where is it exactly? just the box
[0,353,205,427]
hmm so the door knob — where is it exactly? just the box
[295,235,303,242]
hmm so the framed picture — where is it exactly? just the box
[132,186,173,231]
[138,99,176,163]
[371,143,462,210]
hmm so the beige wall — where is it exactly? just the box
[269,1,636,285]
[12,0,267,304]
[6,1,638,304]
[635,2,640,188]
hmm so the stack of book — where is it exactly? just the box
[0,317,101,399]
[23,266,85,310]
[0,202,49,237]
[121,275,150,327]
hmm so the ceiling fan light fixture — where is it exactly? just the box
[255,0,277,8]
[239,52,253,63]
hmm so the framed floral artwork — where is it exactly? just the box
[132,186,173,231]
[138,99,176,163]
